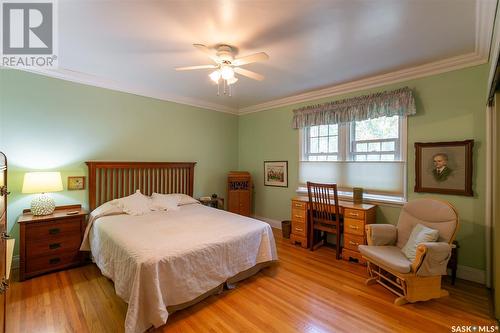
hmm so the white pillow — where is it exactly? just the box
[150,193,180,211]
[151,193,199,206]
[175,193,199,206]
[401,223,439,261]
[113,190,152,216]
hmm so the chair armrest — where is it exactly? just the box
[365,224,397,246]
[414,242,452,276]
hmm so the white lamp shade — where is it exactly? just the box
[22,172,63,194]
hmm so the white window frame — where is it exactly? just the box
[299,116,408,204]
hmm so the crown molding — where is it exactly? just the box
[12,67,239,115]
[238,52,487,114]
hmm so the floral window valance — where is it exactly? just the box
[292,87,416,129]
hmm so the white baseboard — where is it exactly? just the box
[454,265,486,284]
[253,215,283,229]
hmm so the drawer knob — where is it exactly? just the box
[295,228,303,232]
[49,228,60,235]
[49,243,61,250]
[349,225,359,229]
[349,213,359,217]
[349,241,359,246]
[294,215,302,218]
[49,257,61,265]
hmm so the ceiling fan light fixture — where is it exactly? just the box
[227,76,238,85]
[220,65,234,80]
[209,70,221,83]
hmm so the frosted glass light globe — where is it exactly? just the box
[209,70,221,83]
[220,66,234,80]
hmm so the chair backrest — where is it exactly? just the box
[396,198,459,248]
[307,182,341,224]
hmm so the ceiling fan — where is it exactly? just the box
[175,44,269,95]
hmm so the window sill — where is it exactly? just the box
[296,187,406,207]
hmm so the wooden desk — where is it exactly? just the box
[291,196,377,263]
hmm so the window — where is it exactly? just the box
[303,115,403,162]
[300,115,407,200]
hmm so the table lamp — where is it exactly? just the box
[22,172,63,216]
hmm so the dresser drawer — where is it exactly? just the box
[26,234,81,257]
[26,251,81,274]
[291,200,307,210]
[342,248,366,264]
[291,208,306,222]
[291,221,307,237]
[344,234,364,251]
[344,209,365,220]
[26,218,82,240]
[344,218,365,236]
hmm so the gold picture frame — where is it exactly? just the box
[68,176,85,191]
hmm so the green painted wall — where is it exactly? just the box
[0,69,239,255]
[238,64,489,271]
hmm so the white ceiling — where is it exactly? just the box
[34,0,495,113]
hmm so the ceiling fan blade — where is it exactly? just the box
[193,44,220,63]
[234,67,265,81]
[175,65,217,71]
[233,52,269,66]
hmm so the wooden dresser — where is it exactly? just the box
[290,196,376,263]
[18,205,87,281]
[227,171,252,216]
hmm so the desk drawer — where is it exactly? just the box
[292,200,307,210]
[26,219,82,240]
[344,234,364,251]
[291,221,307,237]
[292,208,306,222]
[344,218,365,236]
[344,209,365,220]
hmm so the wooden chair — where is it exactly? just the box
[307,182,343,259]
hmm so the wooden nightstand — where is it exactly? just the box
[18,204,88,281]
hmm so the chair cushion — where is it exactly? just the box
[401,224,439,261]
[358,245,412,273]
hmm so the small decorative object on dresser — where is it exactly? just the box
[414,140,473,196]
[227,171,252,216]
[264,161,288,187]
[68,176,85,190]
[22,172,64,216]
[198,196,224,209]
[18,204,88,281]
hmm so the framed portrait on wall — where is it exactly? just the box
[264,161,288,187]
[414,140,473,196]
[68,176,86,190]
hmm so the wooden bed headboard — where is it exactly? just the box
[86,161,196,211]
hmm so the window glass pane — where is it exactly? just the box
[327,155,338,161]
[328,136,338,153]
[367,155,380,161]
[368,142,381,152]
[355,155,366,161]
[329,125,338,135]
[317,155,327,161]
[380,154,395,161]
[308,155,317,161]
[319,137,328,153]
[319,125,329,136]
[381,141,395,151]
[356,143,367,152]
[354,116,399,141]
[310,138,319,153]
[310,126,319,137]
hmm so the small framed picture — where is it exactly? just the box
[264,161,288,187]
[414,140,473,196]
[68,176,86,191]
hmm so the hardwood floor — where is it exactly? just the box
[7,229,496,333]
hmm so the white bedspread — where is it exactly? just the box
[87,204,278,333]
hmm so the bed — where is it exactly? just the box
[81,162,278,333]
